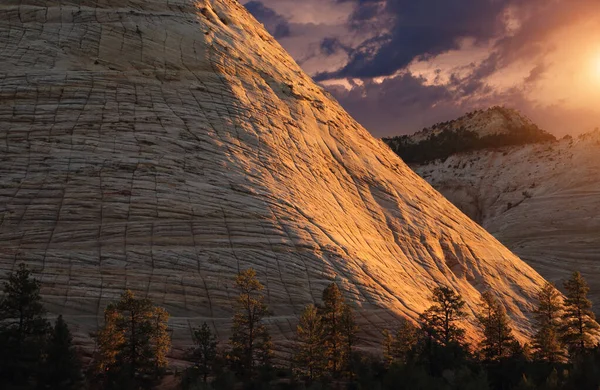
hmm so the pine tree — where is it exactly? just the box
[340,304,359,377]
[294,304,326,382]
[394,318,418,364]
[320,282,347,377]
[190,322,218,383]
[419,285,467,346]
[95,305,125,374]
[476,291,516,361]
[229,269,272,379]
[114,291,156,381]
[150,306,171,377]
[0,263,51,388]
[95,290,171,388]
[532,282,566,362]
[40,315,83,390]
[561,272,600,353]
[383,318,418,367]
[382,329,395,367]
[415,286,469,375]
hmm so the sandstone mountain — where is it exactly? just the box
[384,107,556,164]
[395,110,600,311]
[0,0,549,355]
[407,106,547,142]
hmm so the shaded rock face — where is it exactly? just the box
[414,131,600,311]
[0,0,548,354]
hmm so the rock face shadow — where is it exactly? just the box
[0,0,548,354]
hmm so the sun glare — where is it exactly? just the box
[592,52,600,82]
[595,55,600,76]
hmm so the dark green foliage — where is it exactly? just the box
[532,283,566,362]
[385,128,481,164]
[383,108,556,164]
[484,342,534,390]
[4,265,600,390]
[229,269,273,380]
[563,346,600,390]
[0,264,51,389]
[345,352,386,390]
[340,304,359,377]
[294,304,326,382]
[184,322,219,386]
[210,369,237,390]
[477,291,518,361]
[382,318,418,366]
[560,272,599,354]
[414,286,473,378]
[94,290,171,389]
[39,315,83,390]
[419,285,468,347]
[382,329,395,367]
[380,361,490,390]
[320,283,349,378]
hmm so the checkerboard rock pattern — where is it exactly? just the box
[0,0,548,357]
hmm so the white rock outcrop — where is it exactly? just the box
[415,131,600,310]
[0,0,549,354]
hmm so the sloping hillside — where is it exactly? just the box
[411,125,600,310]
[0,0,549,357]
[384,107,556,164]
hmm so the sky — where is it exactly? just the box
[242,0,600,137]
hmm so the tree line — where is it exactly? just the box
[1,265,599,390]
[382,108,556,165]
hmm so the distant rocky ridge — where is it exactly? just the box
[0,0,549,359]
[383,107,556,164]
[392,107,600,311]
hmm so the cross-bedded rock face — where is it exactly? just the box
[414,131,600,313]
[0,0,548,355]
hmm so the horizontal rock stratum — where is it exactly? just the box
[0,0,549,354]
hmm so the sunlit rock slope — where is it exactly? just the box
[412,125,600,310]
[0,0,549,354]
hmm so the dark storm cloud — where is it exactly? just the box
[320,37,352,56]
[320,0,519,79]
[244,0,600,137]
[326,73,521,137]
[326,74,466,136]
[244,1,291,39]
[346,0,386,25]
[328,0,600,136]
